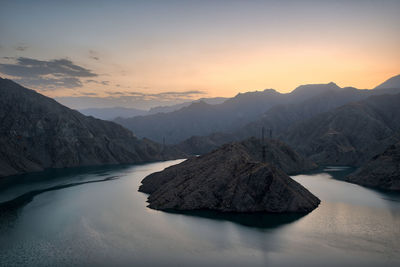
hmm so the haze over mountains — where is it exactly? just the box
[1,74,400,192]
[0,78,183,177]
[79,97,227,121]
[115,76,400,146]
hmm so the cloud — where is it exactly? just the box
[0,57,97,90]
[104,90,206,101]
[14,45,28,51]
[86,79,109,85]
[89,50,100,61]
[81,92,98,96]
[14,77,82,90]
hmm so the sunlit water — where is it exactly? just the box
[0,161,399,267]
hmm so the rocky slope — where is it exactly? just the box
[139,139,320,213]
[175,85,400,156]
[0,78,183,177]
[115,89,287,144]
[115,83,347,144]
[283,93,400,166]
[347,140,400,191]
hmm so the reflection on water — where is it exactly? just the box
[0,161,399,267]
[166,209,306,229]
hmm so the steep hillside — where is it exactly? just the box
[283,93,400,166]
[115,83,345,144]
[0,78,183,177]
[347,140,400,191]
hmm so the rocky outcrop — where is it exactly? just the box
[139,139,320,213]
[0,78,184,177]
[347,141,400,191]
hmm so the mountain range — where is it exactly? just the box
[115,79,400,145]
[79,97,227,121]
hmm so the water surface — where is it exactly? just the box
[0,161,399,267]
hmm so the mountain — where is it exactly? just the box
[176,132,239,155]
[139,139,319,213]
[77,97,228,121]
[115,89,288,144]
[347,140,400,191]
[0,78,183,178]
[148,97,227,115]
[288,82,342,101]
[80,107,147,120]
[375,74,400,89]
[283,93,400,166]
[115,85,342,144]
[177,86,400,155]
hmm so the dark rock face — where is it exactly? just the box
[347,141,400,191]
[175,87,400,156]
[0,78,184,177]
[139,140,320,213]
[283,93,400,166]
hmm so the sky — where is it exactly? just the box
[0,0,399,109]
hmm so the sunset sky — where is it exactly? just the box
[0,0,399,109]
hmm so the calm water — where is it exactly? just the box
[0,161,399,267]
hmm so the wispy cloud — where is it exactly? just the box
[14,45,28,51]
[104,90,206,100]
[89,50,100,61]
[0,57,97,90]
[86,79,109,85]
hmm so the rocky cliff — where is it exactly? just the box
[0,78,184,177]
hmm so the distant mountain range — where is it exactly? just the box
[114,86,320,144]
[2,74,400,191]
[79,97,228,121]
[115,76,400,145]
[0,78,184,177]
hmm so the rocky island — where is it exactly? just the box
[139,139,320,213]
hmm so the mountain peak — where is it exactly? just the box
[375,74,400,89]
[289,82,341,100]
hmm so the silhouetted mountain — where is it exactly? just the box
[80,107,147,120]
[148,97,227,115]
[375,74,400,89]
[236,87,400,139]
[140,138,319,213]
[0,78,183,178]
[283,93,400,166]
[347,139,400,191]
[176,132,238,155]
[289,82,342,101]
[115,85,344,144]
[177,87,400,155]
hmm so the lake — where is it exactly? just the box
[0,161,399,267]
